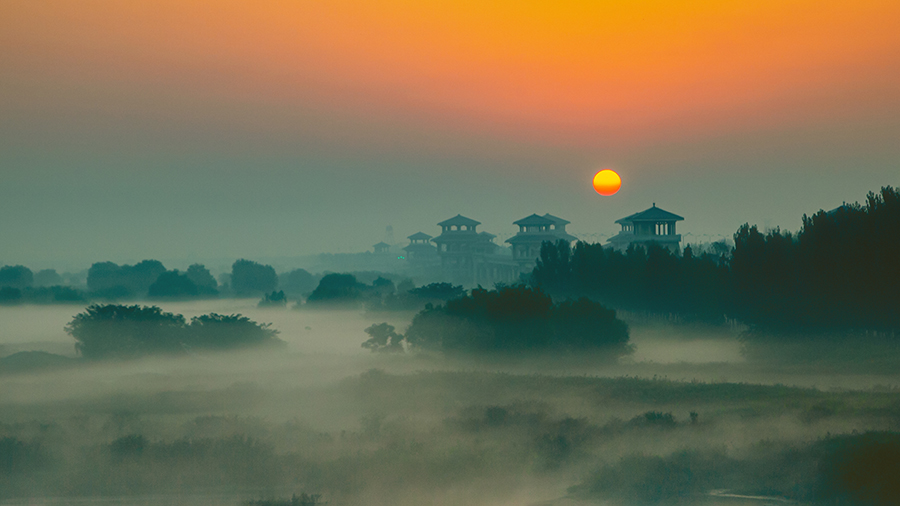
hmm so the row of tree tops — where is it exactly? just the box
[530,186,900,334]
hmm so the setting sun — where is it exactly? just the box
[593,169,622,196]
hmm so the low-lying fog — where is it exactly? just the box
[2,302,899,506]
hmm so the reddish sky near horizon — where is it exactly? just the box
[1,1,899,265]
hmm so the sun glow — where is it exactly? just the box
[593,169,622,196]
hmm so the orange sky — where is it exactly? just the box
[2,1,899,263]
[4,0,899,147]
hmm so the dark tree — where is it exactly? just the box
[86,260,166,298]
[0,287,23,305]
[408,282,465,301]
[126,260,167,294]
[279,268,316,295]
[148,270,200,299]
[185,264,218,295]
[306,273,364,305]
[259,290,287,307]
[231,259,278,296]
[33,269,63,287]
[0,265,33,289]
[188,313,283,349]
[361,322,404,352]
[65,304,187,359]
[86,261,124,293]
[65,305,283,358]
[403,285,631,357]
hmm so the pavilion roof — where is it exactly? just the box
[438,214,481,227]
[407,231,433,240]
[513,214,556,226]
[615,204,684,224]
[542,213,571,226]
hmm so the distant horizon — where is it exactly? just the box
[3,1,897,269]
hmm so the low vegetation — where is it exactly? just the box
[65,304,283,359]
[365,285,631,358]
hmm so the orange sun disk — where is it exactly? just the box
[593,169,621,196]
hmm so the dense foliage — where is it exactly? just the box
[532,186,900,333]
[230,259,278,296]
[402,285,631,356]
[87,260,166,298]
[65,304,282,359]
[305,273,365,306]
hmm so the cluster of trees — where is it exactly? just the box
[87,261,219,300]
[364,285,631,357]
[532,241,729,321]
[0,266,85,305]
[65,304,283,359]
[302,273,467,312]
[532,186,900,334]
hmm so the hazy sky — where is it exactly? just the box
[2,1,899,269]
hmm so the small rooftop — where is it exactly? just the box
[543,213,571,226]
[407,232,433,241]
[438,214,482,227]
[615,204,684,224]
[513,214,556,227]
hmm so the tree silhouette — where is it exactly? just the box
[231,259,278,296]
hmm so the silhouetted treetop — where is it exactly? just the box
[0,265,33,289]
[231,259,278,296]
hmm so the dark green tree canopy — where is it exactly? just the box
[185,264,218,295]
[148,270,200,299]
[87,260,166,298]
[0,265,34,289]
[66,304,187,359]
[65,304,283,359]
[230,259,278,295]
[306,273,364,305]
[33,269,63,287]
[403,285,631,357]
[279,268,317,295]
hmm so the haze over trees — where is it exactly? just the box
[373,285,631,357]
[532,186,900,335]
[0,265,33,289]
[230,259,278,296]
[87,260,166,299]
[65,304,283,359]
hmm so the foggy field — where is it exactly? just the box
[2,302,900,506]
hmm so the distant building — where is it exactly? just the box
[373,241,391,254]
[431,215,518,286]
[506,213,577,271]
[607,204,683,252]
[403,232,437,262]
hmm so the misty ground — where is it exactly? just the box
[2,302,899,505]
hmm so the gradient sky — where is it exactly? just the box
[2,1,899,270]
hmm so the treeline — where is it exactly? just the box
[0,259,322,304]
[532,186,900,333]
[66,304,283,359]
[364,285,632,358]
[0,266,85,304]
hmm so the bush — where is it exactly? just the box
[231,259,278,296]
[65,305,187,359]
[361,323,404,352]
[65,304,283,359]
[188,313,282,349]
[306,273,364,306]
[0,265,33,289]
[401,285,631,357]
[148,271,200,299]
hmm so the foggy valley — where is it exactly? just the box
[4,2,900,505]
